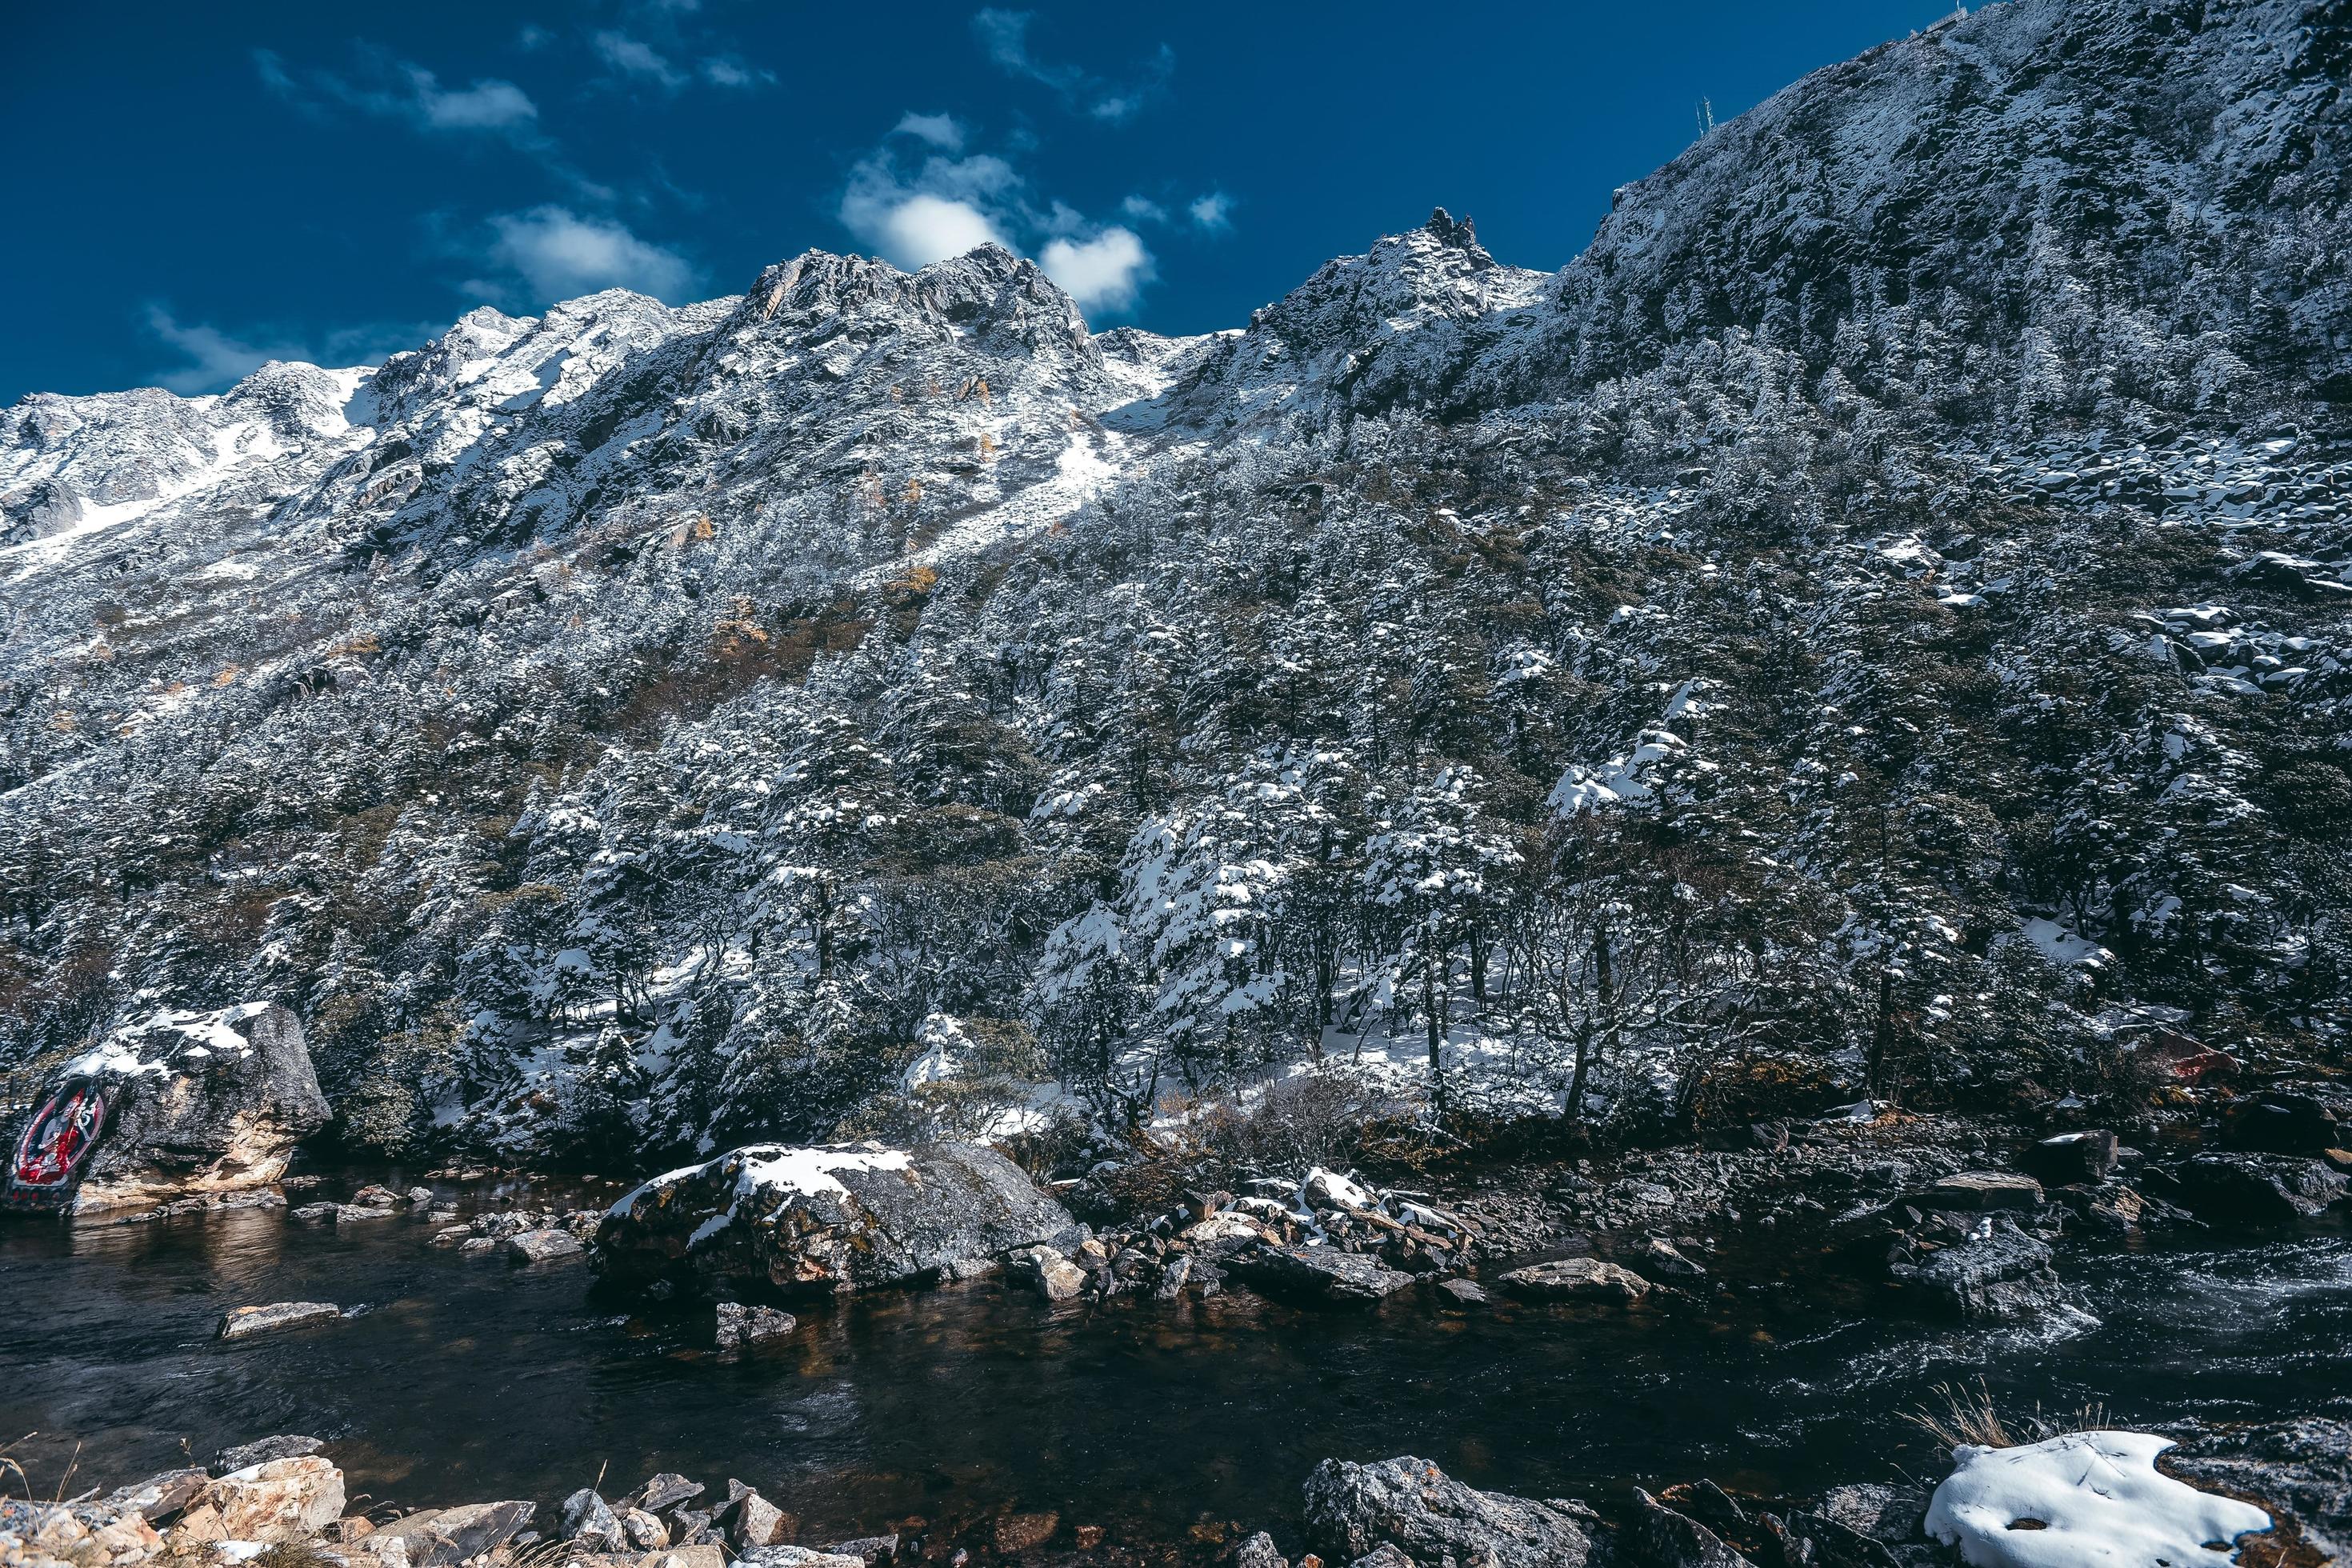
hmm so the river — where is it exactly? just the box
[2,1170,2345,1554]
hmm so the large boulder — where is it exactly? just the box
[592,1142,1080,1294]
[2165,1152,2346,1226]
[5,1002,328,1215]
[1303,1455,1593,1568]
[1889,1216,2068,1323]
[1231,1245,1417,1305]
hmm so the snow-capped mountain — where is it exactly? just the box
[2,0,2345,1159]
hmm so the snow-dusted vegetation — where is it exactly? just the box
[1,0,2345,1166]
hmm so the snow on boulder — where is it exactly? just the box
[1925,1432,2270,1568]
[6,1002,329,1215]
[592,1141,1081,1294]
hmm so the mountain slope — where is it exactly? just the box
[2,0,2346,1160]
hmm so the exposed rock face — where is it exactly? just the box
[592,1142,1080,1294]
[6,1002,328,1214]
[1302,1454,1593,1568]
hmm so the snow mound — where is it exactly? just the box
[1925,1431,2270,1568]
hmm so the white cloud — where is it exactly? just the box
[593,30,686,87]
[418,76,538,129]
[1120,194,1167,223]
[143,309,291,394]
[878,195,1006,269]
[142,307,433,394]
[894,111,966,150]
[486,207,698,301]
[1189,191,1233,230]
[701,55,773,88]
[256,49,538,134]
[971,9,1172,123]
[1039,227,1151,313]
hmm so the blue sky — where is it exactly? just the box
[1,0,1954,402]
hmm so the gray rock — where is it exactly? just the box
[1006,1244,1088,1301]
[406,1186,434,1205]
[212,1434,324,1474]
[620,1506,670,1550]
[103,1467,210,1519]
[9,1002,329,1215]
[714,1301,798,1347]
[370,1501,537,1567]
[336,1203,398,1224]
[2026,1131,2119,1186]
[2167,1416,2352,1562]
[1437,1277,1491,1306]
[1815,1483,1927,1546]
[1499,1258,1652,1302]
[737,1550,866,1568]
[509,1228,586,1263]
[561,1488,627,1553]
[2168,1153,2347,1226]
[1234,1530,1287,1568]
[1348,1547,1416,1568]
[1234,1245,1416,1305]
[814,1533,899,1566]
[1638,1238,1708,1278]
[726,1488,794,1550]
[291,1202,338,1222]
[1890,1215,2066,1322]
[1303,1454,1592,1568]
[218,1302,342,1339]
[1154,1252,1194,1300]
[351,1184,402,1207]
[594,1142,1081,1294]
[628,1474,708,1516]
[1631,1488,1754,1568]
[1922,1171,2043,1212]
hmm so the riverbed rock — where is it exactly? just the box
[725,1487,796,1550]
[2222,1092,2344,1154]
[1234,1530,1287,1568]
[562,1490,628,1553]
[105,1466,212,1520]
[1630,1487,1754,1568]
[8,1002,329,1215]
[2025,1131,2119,1186]
[1233,1244,1416,1304]
[1437,1277,1491,1306]
[715,1301,798,1347]
[213,1434,325,1474]
[1888,1216,2066,1322]
[2167,1417,2352,1561]
[814,1532,900,1566]
[1922,1171,2043,1212]
[1006,1243,1088,1300]
[1638,1238,1708,1278]
[738,1549,867,1568]
[218,1301,341,1339]
[197,1456,346,1538]
[627,1474,707,1516]
[2164,1151,2346,1226]
[594,1142,1080,1294]
[370,1500,538,1567]
[1499,1258,1652,1302]
[1303,1454,1592,1568]
[510,1227,586,1263]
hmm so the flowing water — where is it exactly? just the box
[2,1171,2346,1553]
